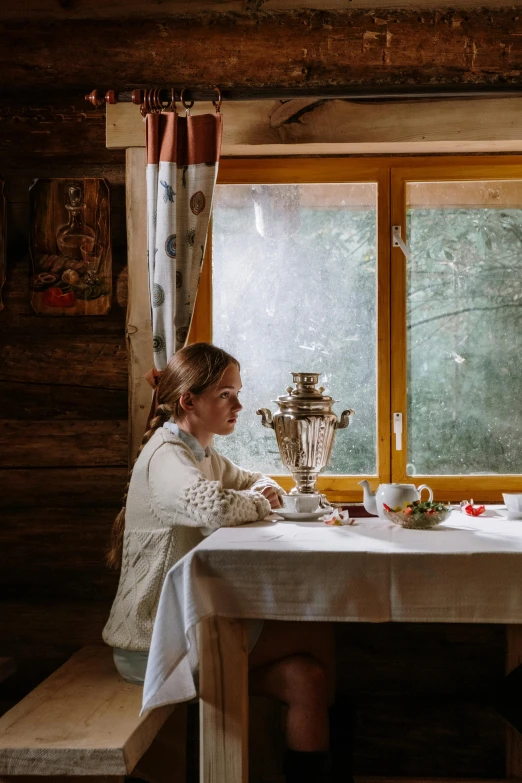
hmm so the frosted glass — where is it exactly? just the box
[212,183,378,476]
[406,179,522,475]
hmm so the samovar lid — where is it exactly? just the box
[274,372,335,404]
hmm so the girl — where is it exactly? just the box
[103,342,342,783]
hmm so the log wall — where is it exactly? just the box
[0,8,510,779]
[0,96,127,699]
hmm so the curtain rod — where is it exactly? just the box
[86,84,522,107]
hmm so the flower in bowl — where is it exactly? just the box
[383,499,452,530]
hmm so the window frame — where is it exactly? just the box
[391,159,522,502]
[190,156,522,502]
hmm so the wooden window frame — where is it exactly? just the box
[190,156,522,502]
[391,158,522,502]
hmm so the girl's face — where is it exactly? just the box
[183,363,243,437]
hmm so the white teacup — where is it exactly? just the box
[503,493,522,520]
[281,493,324,514]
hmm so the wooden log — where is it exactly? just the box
[0,467,126,508]
[2,10,522,91]
[0,97,122,166]
[2,0,522,17]
[0,602,114,663]
[107,97,522,155]
[0,506,120,600]
[125,148,153,465]
[0,420,127,467]
[0,382,127,420]
[199,618,249,783]
[0,337,127,390]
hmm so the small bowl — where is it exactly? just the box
[383,507,452,530]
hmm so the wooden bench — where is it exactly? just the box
[0,646,185,783]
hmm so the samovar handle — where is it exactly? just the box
[335,408,355,429]
[256,407,275,429]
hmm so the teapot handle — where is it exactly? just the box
[417,484,433,503]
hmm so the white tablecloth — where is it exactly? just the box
[142,509,522,712]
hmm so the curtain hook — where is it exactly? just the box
[180,87,194,116]
[212,86,222,114]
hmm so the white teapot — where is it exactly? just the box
[359,480,433,519]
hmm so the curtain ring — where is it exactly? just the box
[157,88,171,113]
[212,86,222,114]
[140,88,151,117]
[168,87,178,113]
[180,88,194,116]
[153,87,162,113]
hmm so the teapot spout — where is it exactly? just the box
[358,479,377,515]
[256,407,274,429]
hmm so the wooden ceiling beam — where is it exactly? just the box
[1,9,522,92]
[2,0,522,17]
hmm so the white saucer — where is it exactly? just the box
[275,508,331,521]
[497,507,522,520]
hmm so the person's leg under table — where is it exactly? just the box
[199,617,249,783]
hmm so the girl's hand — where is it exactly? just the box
[261,486,283,509]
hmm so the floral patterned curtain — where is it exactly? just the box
[146,109,222,369]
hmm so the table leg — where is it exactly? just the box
[506,625,522,778]
[199,617,248,783]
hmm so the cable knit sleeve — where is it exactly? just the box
[214,450,284,498]
[147,442,271,531]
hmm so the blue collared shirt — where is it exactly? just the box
[163,420,211,462]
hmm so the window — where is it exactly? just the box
[190,158,522,501]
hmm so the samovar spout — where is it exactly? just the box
[335,409,355,430]
[256,407,274,429]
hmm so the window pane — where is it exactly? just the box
[212,182,378,476]
[407,179,522,475]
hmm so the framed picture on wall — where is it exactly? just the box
[0,180,5,312]
[29,178,112,316]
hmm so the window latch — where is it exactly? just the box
[392,225,411,260]
[393,412,403,451]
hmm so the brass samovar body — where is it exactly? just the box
[257,372,354,494]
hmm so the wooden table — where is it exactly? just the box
[142,513,522,783]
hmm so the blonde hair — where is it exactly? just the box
[107,342,240,569]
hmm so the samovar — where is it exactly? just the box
[257,372,354,494]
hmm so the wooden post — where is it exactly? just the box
[125,147,153,465]
[506,625,522,778]
[199,617,249,783]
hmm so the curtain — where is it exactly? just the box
[146,110,222,369]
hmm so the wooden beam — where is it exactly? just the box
[106,98,522,156]
[3,10,522,91]
[199,618,248,783]
[126,148,153,465]
[3,0,522,18]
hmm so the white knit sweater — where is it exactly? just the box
[102,426,280,651]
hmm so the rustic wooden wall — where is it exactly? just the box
[0,95,127,700]
[0,6,510,779]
